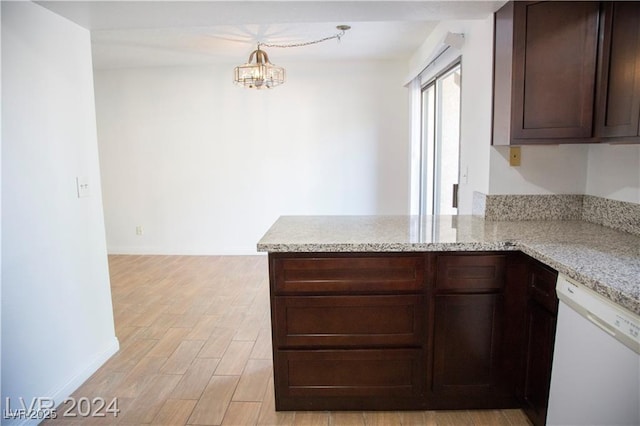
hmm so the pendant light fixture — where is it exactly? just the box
[234,25,351,90]
[233,45,284,89]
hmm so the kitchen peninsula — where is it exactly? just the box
[258,215,639,313]
[257,215,640,421]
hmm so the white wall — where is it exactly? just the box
[0,0,3,402]
[407,16,495,214]
[489,144,590,195]
[409,12,640,208]
[457,16,494,213]
[1,3,118,423]
[416,15,591,202]
[585,144,640,203]
[488,132,640,203]
[94,60,409,255]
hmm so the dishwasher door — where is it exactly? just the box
[547,275,640,426]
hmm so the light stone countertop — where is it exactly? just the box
[257,215,640,316]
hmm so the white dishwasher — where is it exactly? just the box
[547,274,640,426]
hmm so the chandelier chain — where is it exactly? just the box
[258,28,347,49]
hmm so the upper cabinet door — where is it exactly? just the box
[596,2,640,139]
[493,1,601,145]
[511,1,600,141]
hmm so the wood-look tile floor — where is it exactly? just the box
[45,255,532,426]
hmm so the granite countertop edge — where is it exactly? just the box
[256,217,640,316]
[256,241,518,253]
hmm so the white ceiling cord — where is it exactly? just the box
[258,25,351,49]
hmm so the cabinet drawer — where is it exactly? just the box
[529,263,558,314]
[272,254,425,294]
[275,349,424,398]
[274,295,424,347]
[436,254,506,293]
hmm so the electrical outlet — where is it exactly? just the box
[76,176,90,198]
[136,226,143,236]
[509,147,521,167]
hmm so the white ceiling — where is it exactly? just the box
[37,1,506,69]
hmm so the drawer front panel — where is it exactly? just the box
[274,295,424,347]
[436,254,506,293]
[272,255,425,294]
[276,349,424,398]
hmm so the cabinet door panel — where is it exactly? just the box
[529,262,558,314]
[432,294,503,392]
[597,2,640,138]
[522,301,557,426]
[512,1,599,140]
[274,295,424,347]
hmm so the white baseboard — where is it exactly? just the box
[106,246,262,256]
[49,336,120,406]
[2,337,120,426]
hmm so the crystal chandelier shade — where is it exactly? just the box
[233,47,285,90]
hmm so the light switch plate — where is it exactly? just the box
[76,176,90,198]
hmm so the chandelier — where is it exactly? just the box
[234,25,351,90]
[233,46,284,89]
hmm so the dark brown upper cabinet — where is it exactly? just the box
[493,1,601,145]
[595,2,640,141]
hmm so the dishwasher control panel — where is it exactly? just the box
[556,274,640,355]
[616,314,640,340]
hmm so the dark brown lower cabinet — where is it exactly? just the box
[269,252,429,411]
[267,251,557,420]
[427,253,518,409]
[430,294,506,407]
[521,261,559,426]
[522,303,557,425]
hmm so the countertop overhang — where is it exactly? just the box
[257,215,640,316]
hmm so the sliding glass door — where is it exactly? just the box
[419,62,461,217]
